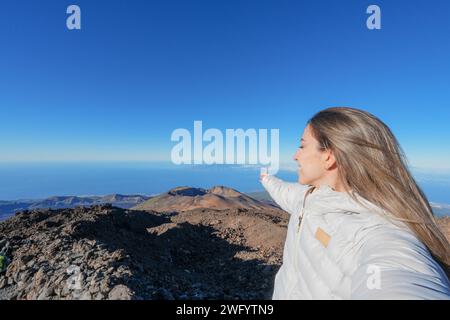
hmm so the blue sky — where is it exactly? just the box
[0,0,449,169]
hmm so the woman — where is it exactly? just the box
[260,107,450,299]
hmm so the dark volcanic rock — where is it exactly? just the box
[0,204,287,300]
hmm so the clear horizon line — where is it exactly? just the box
[0,160,449,173]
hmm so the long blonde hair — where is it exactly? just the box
[308,107,450,273]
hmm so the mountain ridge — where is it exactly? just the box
[0,194,151,221]
[132,186,279,212]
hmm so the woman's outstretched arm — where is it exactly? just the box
[260,174,309,216]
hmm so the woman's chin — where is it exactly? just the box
[298,174,310,186]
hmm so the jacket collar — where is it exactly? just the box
[305,183,385,216]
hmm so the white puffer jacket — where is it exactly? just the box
[261,175,450,300]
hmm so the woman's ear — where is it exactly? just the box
[323,149,337,170]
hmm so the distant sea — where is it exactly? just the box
[0,161,449,210]
[0,162,280,200]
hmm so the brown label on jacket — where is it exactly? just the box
[315,227,331,248]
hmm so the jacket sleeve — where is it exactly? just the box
[260,175,310,216]
[350,227,450,300]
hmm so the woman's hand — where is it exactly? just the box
[259,168,269,182]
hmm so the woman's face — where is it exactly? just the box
[293,124,329,186]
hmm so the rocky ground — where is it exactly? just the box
[0,204,287,300]
[0,202,448,300]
